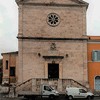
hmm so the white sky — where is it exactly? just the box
[0,0,100,58]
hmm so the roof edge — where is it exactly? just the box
[1,51,18,55]
[15,0,88,8]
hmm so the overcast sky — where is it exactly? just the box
[0,0,100,58]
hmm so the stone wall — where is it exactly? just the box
[17,0,88,87]
[18,40,88,85]
[18,5,87,38]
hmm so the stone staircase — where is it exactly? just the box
[14,78,88,96]
[0,78,89,97]
[15,78,32,94]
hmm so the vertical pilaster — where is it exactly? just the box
[44,61,48,78]
[59,62,63,79]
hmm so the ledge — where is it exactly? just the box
[17,36,88,41]
[43,56,64,59]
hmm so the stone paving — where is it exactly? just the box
[0,94,100,100]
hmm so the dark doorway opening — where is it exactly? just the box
[48,63,59,79]
[10,67,15,76]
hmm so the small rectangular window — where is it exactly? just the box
[92,50,100,61]
[6,60,8,69]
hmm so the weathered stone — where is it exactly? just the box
[17,0,88,87]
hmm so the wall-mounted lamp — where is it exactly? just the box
[66,54,68,57]
[38,53,41,57]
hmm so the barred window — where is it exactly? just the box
[92,50,100,61]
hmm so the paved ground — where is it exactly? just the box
[0,95,100,100]
[0,92,100,100]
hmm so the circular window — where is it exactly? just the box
[47,13,60,27]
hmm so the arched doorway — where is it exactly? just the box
[95,76,100,91]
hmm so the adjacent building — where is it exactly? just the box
[88,36,100,91]
[1,52,18,84]
[0,59,3,84]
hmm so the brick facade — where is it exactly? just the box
[1,52,18,84]
[88,36,100,91]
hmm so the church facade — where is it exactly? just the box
[16,0,88,86]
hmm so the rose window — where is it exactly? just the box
[47,13,60,27]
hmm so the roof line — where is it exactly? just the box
[1,51,18,55]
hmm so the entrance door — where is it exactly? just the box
[48,63,59,79]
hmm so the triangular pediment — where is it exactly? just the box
[16,0,88,6]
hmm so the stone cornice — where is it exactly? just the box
[1,51,18,55]
[17,2,88,8]
[43,56,64,59]
[17,36,88,41]
[88,40,100,43]
[15,0,88,8]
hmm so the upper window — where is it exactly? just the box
[92,50,100,61]
[6,60,8,69]
[47,13,60,27]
